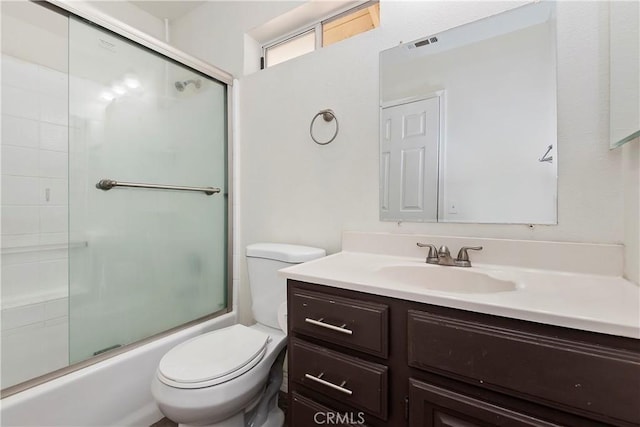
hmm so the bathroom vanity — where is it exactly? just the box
[282,233,640,427]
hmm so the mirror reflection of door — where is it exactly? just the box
[379,1,558,225]
[380,96,440,222]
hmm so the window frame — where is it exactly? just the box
[263,27,319,68]
[261,0,379,69]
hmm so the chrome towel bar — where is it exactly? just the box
[96,179,220,196]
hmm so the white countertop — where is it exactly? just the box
[280,251,640,339]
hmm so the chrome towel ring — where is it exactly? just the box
[310,109,339,145]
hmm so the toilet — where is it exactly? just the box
[151,243,326,427]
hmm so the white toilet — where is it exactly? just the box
[151,243,326,427]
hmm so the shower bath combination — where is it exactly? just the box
[175,78,202,91]
[0,2,231,423]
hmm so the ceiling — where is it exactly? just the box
[129,1,206,21]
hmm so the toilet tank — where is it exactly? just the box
[246,243,325,329]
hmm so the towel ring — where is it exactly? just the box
[310,109,339,145]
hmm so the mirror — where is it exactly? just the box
[379,2,557,224]
[609,1,639,149]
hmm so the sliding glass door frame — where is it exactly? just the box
[47,0,233,85]
[1,0,234,398]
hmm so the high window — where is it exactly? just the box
[262,1,380,68]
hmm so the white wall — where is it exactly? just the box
[171,1,635,322]
[170,1,304,77]
[81,1,166,41]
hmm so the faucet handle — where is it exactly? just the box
[455,246,483,267]
[416,243,438,264]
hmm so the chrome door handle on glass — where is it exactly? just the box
[96,179,220,196]
[305,318,353,335]
[304,373,353,395]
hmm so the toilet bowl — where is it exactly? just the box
[151,324,287,427]
[151,243,325,427]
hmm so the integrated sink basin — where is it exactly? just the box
[377,264,517,293]
[279,236,640,338]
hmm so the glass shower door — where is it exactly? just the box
[68,17,227,363]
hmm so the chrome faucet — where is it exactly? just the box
[435,245,456,266]
[417,243,483,267]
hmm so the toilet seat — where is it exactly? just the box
[158,324,270,389]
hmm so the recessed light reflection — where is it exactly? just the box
[124,77,140,89]
[100,75,142,103]
[112,85,126,95]
[100,91,115,101]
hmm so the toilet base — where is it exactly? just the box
[257,406,284,427]
[177,406,284,427]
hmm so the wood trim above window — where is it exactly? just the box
[323,3,379,47]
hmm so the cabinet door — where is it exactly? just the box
[407,310,640,425]
[409,379,560,427]
[290,392,370,426]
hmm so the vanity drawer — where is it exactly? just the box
[409,378,562,427]
[407,310,640,425]
[289,338,388,420]
[289,285,389,358]
[290,392,371,426]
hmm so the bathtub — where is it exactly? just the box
[1,311,237,426]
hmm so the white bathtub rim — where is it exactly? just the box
[1,311,238,427]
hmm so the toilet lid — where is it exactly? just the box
[158,324,270,388]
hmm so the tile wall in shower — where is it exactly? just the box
[1,54,70,388]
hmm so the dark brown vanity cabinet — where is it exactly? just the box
[287,280,640,427]
[287,284,391,426]
[408,379,562,427]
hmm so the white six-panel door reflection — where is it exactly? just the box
[380,97,440,222]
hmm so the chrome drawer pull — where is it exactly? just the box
[305,373,353,395]
[305,318,353,335]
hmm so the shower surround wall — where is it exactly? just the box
[1,53,71,389]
